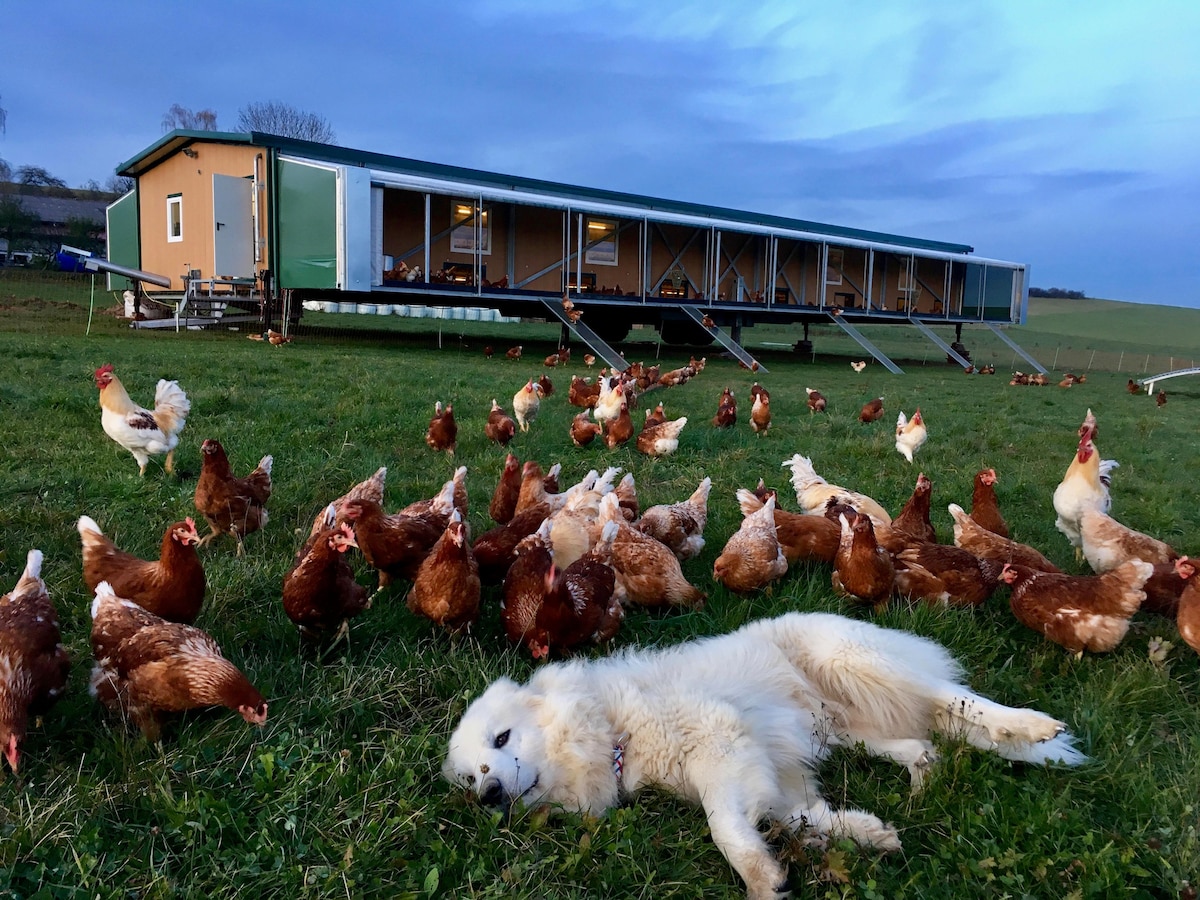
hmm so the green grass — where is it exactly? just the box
[1,280,1199,899]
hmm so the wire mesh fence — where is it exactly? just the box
[2,267,1195,379]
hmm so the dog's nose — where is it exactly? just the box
[479,778,505,807]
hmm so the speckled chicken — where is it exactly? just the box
[408,510,480,635]
[282,522,370,642]
[634,477,711,561]
[737,488,840,565]
[713,494,788,593]
[89,581,267,740]
[78,515,206,624]
[949,503,1062,573]
[1001,559,1153,655]
[193,439,273,555]
[0,550,70,773]
[1079,508,1177,574]
[599,495,705,609]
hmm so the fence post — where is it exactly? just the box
[1118,350,1123,371]
[1088,349,1096,371]
[1053,346,1060,368]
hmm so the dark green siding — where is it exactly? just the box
[105,190,139,291]
[276,160,337,289]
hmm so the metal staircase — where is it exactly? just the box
[909,318,972,368]
[678,306,768,373]
[826,313,904,374]
[537,299,628,371]
[983,323,1047,374]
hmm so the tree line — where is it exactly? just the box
[1029,287,1087,299]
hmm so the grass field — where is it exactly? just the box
[1,275,1199,899]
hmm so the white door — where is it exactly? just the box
[213,174,254,277]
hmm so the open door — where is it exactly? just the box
[213,174,254,278]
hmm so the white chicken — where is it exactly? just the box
[592,375,626,424]
[94,364,191,476]
[512,380,543,432]
[894,408,927,463]
[781,454,892,524]
[1052,409,1118,561]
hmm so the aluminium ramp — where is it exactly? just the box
[679,306,768,373]
[910,318,972,368]
[827,314,904,374]
[1140,367,1200,394]
[537,299,628,371]
[983,323,1047,374]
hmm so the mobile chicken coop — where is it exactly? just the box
[110,130,1042,373]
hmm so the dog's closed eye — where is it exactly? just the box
[494,729,511,749]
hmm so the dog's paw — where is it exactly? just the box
[988,710,1067,746]
[908,747,939,793]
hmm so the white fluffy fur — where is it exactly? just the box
[444,612,1085,900]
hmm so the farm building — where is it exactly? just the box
[110,130,1040,372]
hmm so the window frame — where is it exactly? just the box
[167,193,183,243]
[584,217,619,266]
[449,200,491,255]
[824,247,843,285]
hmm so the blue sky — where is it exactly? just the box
[3,0,1198,306]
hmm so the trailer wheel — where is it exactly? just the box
[587,315,631,343]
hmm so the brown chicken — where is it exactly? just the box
[78,515,206,624]
[1142,556,1195,617]
[305,466,387,543]
[615,472,639,522]
[570,410,602,447]
[0,550,70,773]
[501,520,555,645]
[805,387,827,414]
[1079,508,1177,574]
[408,511,480,635]
[485,399,517,446]
[737,489,840,565]
[490,454,522,524]
[527,522,622,659]
[194,439,273,555]
[515,460,568,516]
[1126,378,1140,395]
[599,496,705,609]
[506,345,523,360]
[426,401,458,454]
[749,382,769,404]
[750,393,771,436]
[643,402,667,429]
[636,416,687,456]
[89,581,267,741]
[891,473,937,544]
[1175,561,1200,654]
[893,544,1004,608]
[604,403,635,449]
[474,503,552,584]
[1156,390,1168,407]
[584,353,596,368]
[1001,560,1153,655]
[832,512,895,611]
[713,388,737,428]
[538,374,555,397]
[568,375,601,409]
[635,477,711,561]
[282,523,370,642]
[543,353,560,368]
[948,504,1062,573]
[859,397,885,424]
[713,494,788,593]
[970,469,1009,538]
[342,480,455,587]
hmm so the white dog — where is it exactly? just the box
[444,612,1085,899]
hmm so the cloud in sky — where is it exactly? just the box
[2,0,1197,305]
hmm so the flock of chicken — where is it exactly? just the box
[2,356,1196,779]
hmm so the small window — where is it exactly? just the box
[897,267,916,291]
[825,248,843,285]
[450,201,490,255]
[167,194,183,243]
[584,218,618,266]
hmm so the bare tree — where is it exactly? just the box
[16,165,67,188]
[105,173,136,195]
[0,92,6,134]
[162,104,218,132]
[236,101,336,143]
[0,159,10,182]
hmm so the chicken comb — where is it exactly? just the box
[95,363,114,376]
[338,522,355,539]
[185,516,196,530]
